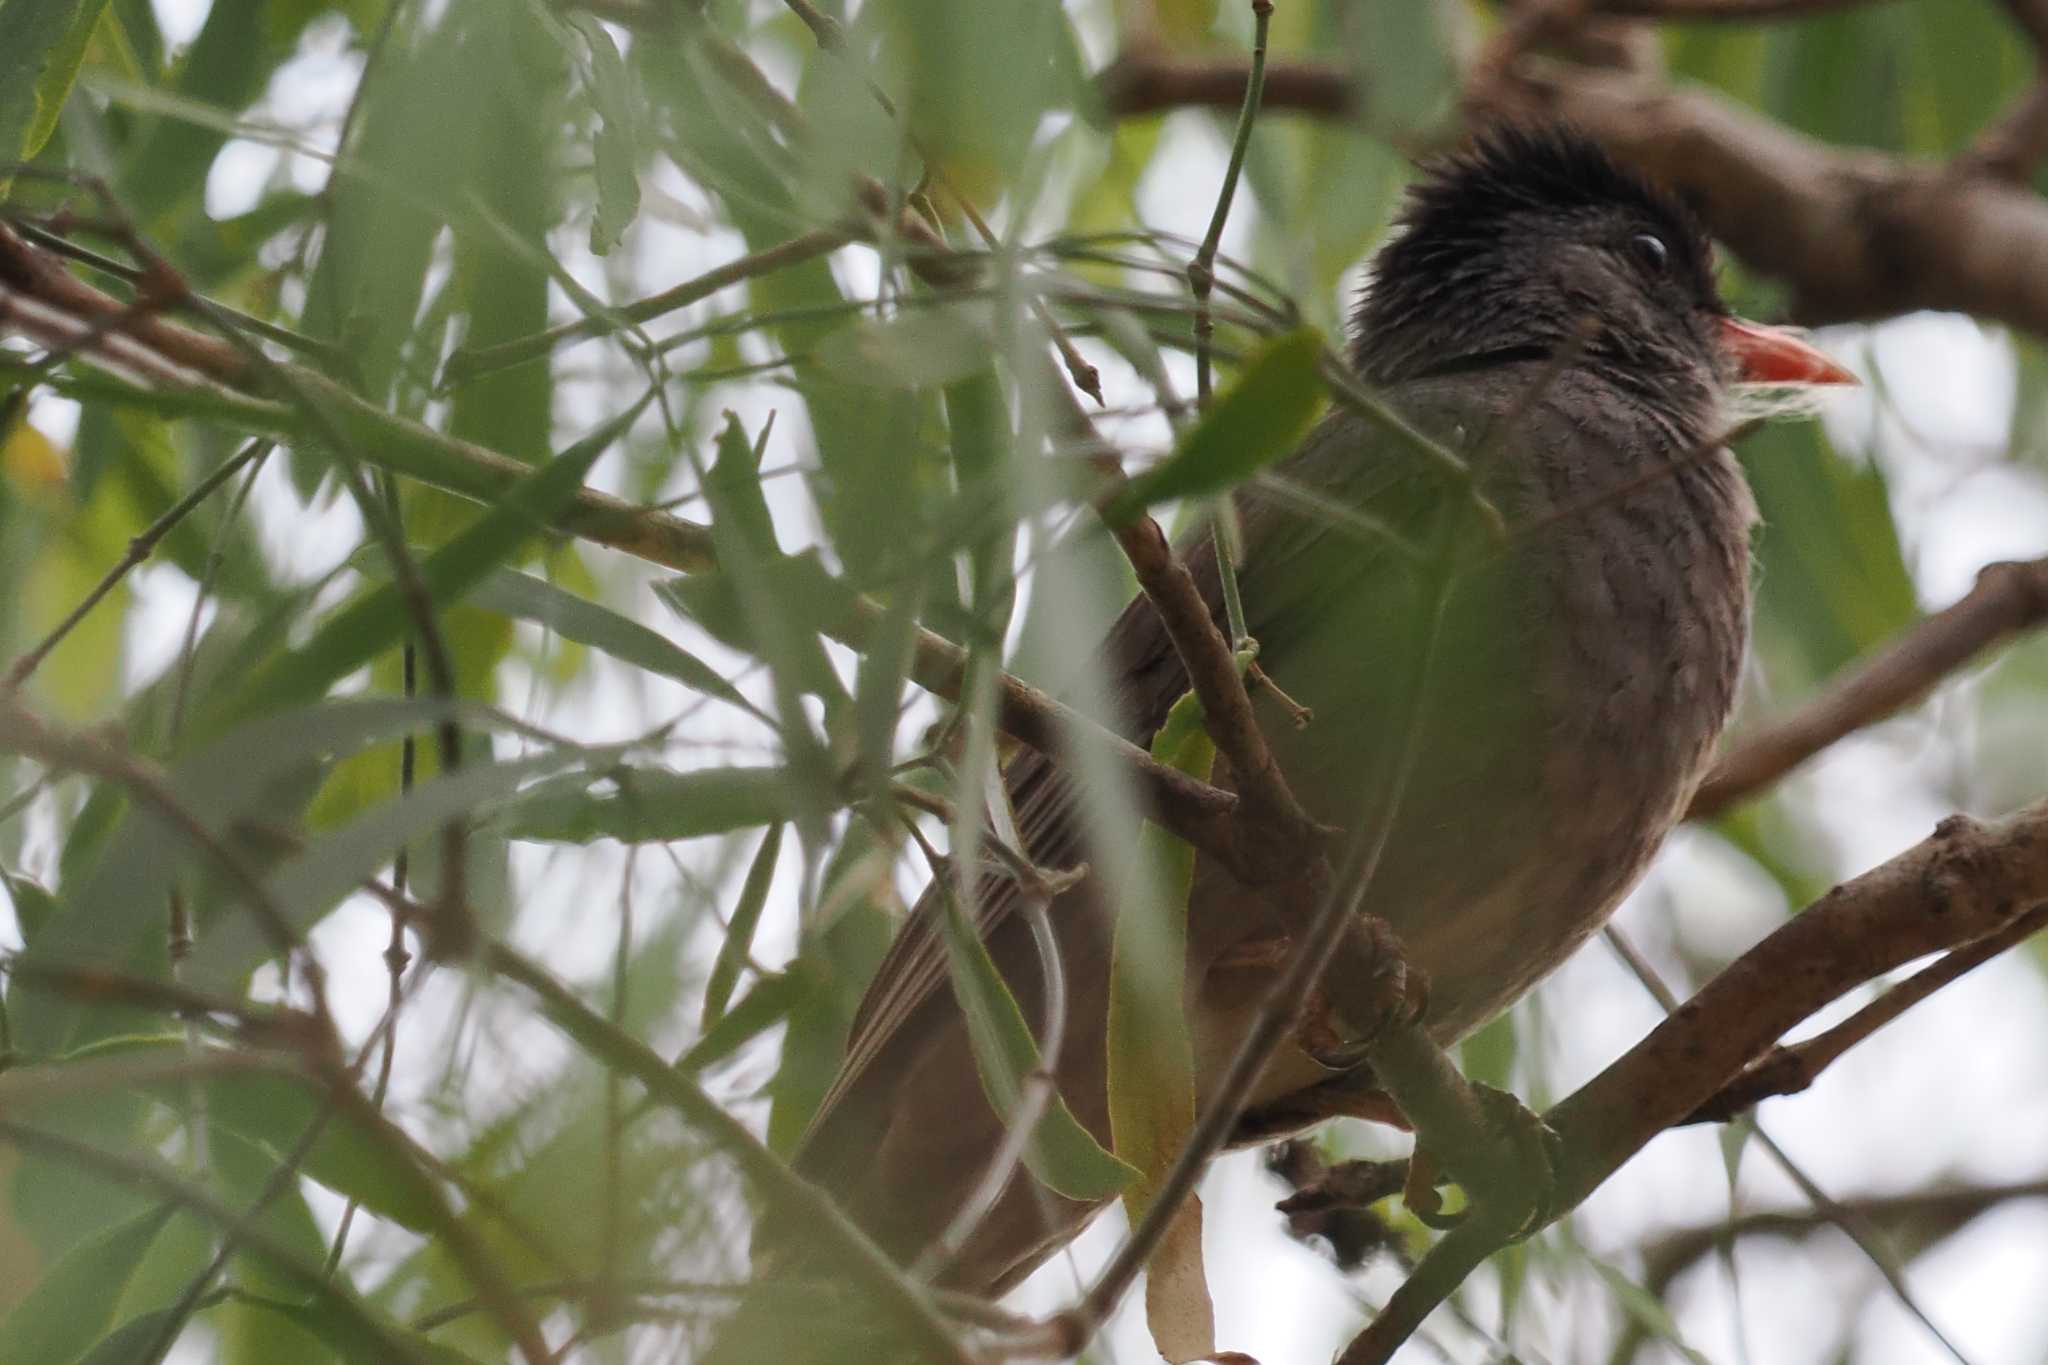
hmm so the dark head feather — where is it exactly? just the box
[1354,125,1726,391]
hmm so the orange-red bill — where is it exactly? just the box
[1720,317,1858,386]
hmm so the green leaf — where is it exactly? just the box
[229,395,643,720]
[701,823,783,1028]
[2,868,58,944]
[931,882,1137,1202]
[0,1204,171,1365]
[493,765,803,844]
[197,1073,442,1234]
[0,0,111,171]
[678,970,800,1075]
[74,1310,183,1365]
[1108,688,1214,1221]
[14,699,493,1056]
[567,14,641,255]
[655,551,855,704]
[467,564,766,722]
[813,306,995,390]
[227,1292,484,1365]
[1102,329,1327,525]
[191,745,582,988]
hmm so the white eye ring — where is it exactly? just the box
[1630,233,1669,273]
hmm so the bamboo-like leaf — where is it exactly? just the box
[1102,329,1327,525]
[468,564,766,722]
[679,970,800,1075]
[567,14,641,255]
[0,1205,171,1365]
[192,747,583,989]
[1110,687,1218,1358]
[493,765,801,844]
[1108,689,1213,1214]
[931,881,1138,1201]
[0,0,111,172]
[228,1292,484,1365]
[702,822,784,1028]
[228,396,641,720]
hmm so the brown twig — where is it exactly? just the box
[1550,805,2048,1203]
[1689,556,2048,819]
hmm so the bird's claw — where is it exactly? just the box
[1300,918,1430,1072]
[1400,1084,1563,1240]
[1474,1082,1564,1239]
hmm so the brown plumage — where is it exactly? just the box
[719,126,1849,1357]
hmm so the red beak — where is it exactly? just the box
[1719,317,1858,386]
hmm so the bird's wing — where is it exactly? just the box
[792,408,1439,1169]
[793,534,1203,1167]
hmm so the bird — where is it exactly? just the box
[723,124,1854,1356]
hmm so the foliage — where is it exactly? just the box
[0,2,2044,1363]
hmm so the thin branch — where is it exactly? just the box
[1189,0,1272,411]
[1330,801,2048,1364]
[3,437,270,689]
[1551,805,2048,1203]
[442,227,851,382]
[1601,928,1978,1365]
[1636,1178,2048,1303]
[1689,556,2048,819]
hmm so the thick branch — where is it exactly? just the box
[1548,803,2048,1211]
[1097,54,2048,341]
[1685,896,2048,1121]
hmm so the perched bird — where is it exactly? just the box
[736,124,1852,1350]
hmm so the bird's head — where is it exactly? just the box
[1353,125,1852,402]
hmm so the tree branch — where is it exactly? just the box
[1689,556,2048,819]
[1328,801,2048,1362]
[1096,51,2048,343]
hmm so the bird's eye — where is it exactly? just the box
[1629,233,1669,274]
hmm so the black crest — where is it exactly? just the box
[1354,125,1722,384]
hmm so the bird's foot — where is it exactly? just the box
[1402,1084,1562,1241]
[1301,917,1429,1072]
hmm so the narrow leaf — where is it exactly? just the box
[1103,329,1327,525]
[494,765,803,844]
[678,971,800,1075]
[702,823,783,1028]
[931,884,1136,1202]
[1110,687,1219,1362]
[567,14,641,255]
[0,0,110,170]
[0,1205,171,1365]
[231,395,645,719]
[469,565,767,722]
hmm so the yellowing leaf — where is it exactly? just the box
[2,421,67,490]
